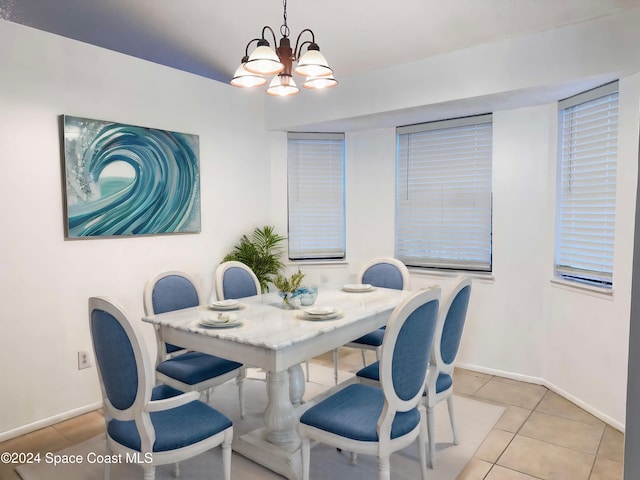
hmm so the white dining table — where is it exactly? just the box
[142,285,409,480]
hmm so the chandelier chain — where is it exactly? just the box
[280,0,290,38]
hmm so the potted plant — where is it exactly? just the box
[223,226,286,293]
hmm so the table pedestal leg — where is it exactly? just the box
[234,367,304,479]
[289,364,305,406]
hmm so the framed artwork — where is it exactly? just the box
[61,115,200,238]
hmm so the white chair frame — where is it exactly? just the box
[143,270,245,416]
[333,258,411,384]
[214,261,261,300]
[300,287,440,480]
[89,297,233,480]
[425,275,472,468]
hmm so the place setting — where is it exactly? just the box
[206,299,247,311]
[341,283,375,293]
[198,312,243,329]
[297,305,343,321]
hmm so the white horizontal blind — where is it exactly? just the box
[555,82,618,287]
[396,115,493,271]
[287,132,345,260]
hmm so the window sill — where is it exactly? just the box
[286,259,349,267]
[408,268,495,283]
[550,278,614,298]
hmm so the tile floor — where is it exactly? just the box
[0,349,625,480]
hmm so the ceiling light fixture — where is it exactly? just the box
[230,0,337,96]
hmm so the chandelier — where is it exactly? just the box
[230,0,337,96]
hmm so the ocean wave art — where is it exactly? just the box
[63,115,200,237]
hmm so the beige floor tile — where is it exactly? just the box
[454,371,493,395]
[535,391,605,426]
[53,410,105,443]
[486,465,543,479]
[519,411,604,454]
[457,457,493,480]
[0,464,22,480]
[498,435,594,480]
[590,456,623,480]
[474,380,546,410]
[494,405,532,433]
[597,426,624,463]
[456,368,493,381]
[22,426,72,454]
[475,428,515,463]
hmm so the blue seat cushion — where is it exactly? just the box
[151,384,184,400]
[356,363,453,394]
[157,352,242,385]
[435,372,453,393]
[300,384,420,442]
[108,400,232,452]
[351,327,385,347]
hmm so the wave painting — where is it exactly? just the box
[63,116,200,238]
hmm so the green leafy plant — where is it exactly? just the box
[273,269,305,294]
[223,226,286,293]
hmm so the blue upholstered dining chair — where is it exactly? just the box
[332,258,411,382]
[89,296,233,480]
[356,275,472,469]
[215,261,261,300]
[423,275,472,467]
[143,271,245,418]
[299,287,440,480]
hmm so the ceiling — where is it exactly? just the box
[2,0,640,85]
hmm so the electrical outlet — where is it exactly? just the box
[78,351,91,370]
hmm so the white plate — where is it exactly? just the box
[208,301,243,311]
[199,318,242,328]
[304,306,336,316]
[298,309,342,321]
[342,283,374,292]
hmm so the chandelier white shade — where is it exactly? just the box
[230,0,336,97]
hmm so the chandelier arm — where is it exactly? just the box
[293,29,316,60]
[260,26,279,46]
[244,38,262,58]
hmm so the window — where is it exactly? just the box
[555,82,619,288]
[287,132,346,260]
[396,115,493,271]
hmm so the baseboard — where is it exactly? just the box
[457,362,625,433]
[0,401,103,442]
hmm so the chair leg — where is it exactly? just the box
[418,412,429,480]
[143,465,155,480]
[447,395,459,445]
[333,348,339,385]
[302,437,311,480]
[222,430,232,480]
[104,463,110,480]
[350,452,358,465]
[173,461,180,477]
[360,349,367,367]
[377,455,391,480]
[426,404,435,468]
[237,368,246,419]
[305,360,310,381]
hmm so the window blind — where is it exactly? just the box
[287,132,346,260]
[555,82,618,287]
[396,115,493,271]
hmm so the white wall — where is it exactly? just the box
[0,21,270,438]
[268,10,640,429]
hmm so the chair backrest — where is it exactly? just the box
[215,261,261,300]
[143,271,201,359]
[431,276,472,374]
[377,288,440,435]
[357,257,410,291]
[143,271,201,316]
[89,296,153,418]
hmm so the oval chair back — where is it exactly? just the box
[357,257,410,291]
[215,261,261,300]
[143,271,201,360]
